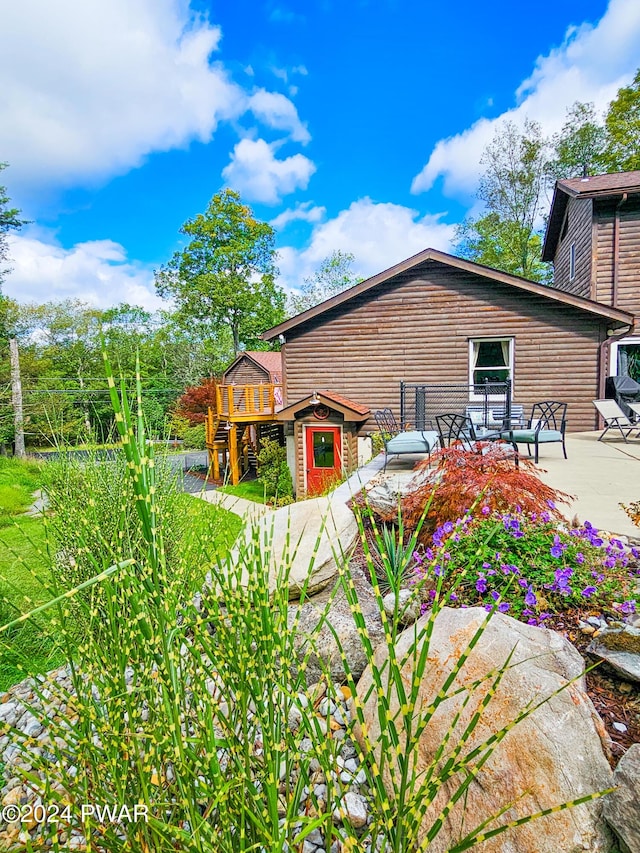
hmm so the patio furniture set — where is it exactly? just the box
[376,395,640,471]
[375,401,568,471]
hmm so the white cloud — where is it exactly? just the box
[0,0,309,190]
[411,0,640,199]
[222,138,316,204]
[247,89,311,144]
[269,202,326,229]
[278,197,456,291]
[5,232,164,311]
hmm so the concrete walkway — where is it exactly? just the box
[533,431,640,538]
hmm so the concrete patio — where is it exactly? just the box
[338,433,640,539]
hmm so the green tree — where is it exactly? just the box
[0,163,27,284]
[603,68,640,172]
[455,120,551,282]
[547,102,608,179]
[155,189,285,356]
[288,250,361,315]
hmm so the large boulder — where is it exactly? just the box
[232,497,358,600]
[354,607,615,853]
[288,565,384,683]
[604,743,640,853]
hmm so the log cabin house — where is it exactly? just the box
[208,171,640,497]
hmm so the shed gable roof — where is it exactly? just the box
[542,170,640,261]
[223,350,282,382]
[277,390,370,422]
[263,248,633,339]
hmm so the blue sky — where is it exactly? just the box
[2,0,639,310]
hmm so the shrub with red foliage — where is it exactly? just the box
[173,378,219,425]
[402,444,571,541]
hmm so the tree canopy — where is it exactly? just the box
[547,102,608,180]
[288,250,361,315]
[603,68,640,172]
[455,120,551,282]
[155,188,285,356]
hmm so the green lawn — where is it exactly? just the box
[0,458,242,691]
[218,479,269,504]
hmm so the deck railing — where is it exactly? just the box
[215,383,284,419]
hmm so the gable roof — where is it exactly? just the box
[542,171,640,261]
[263,248,633,340]
[223,350,282,382]
[277,390,370,422]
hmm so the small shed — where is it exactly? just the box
[277,391,370,496]
[223,350,282,386]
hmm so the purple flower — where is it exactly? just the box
[540,511,551,523]
[575,552,584,564]
[434,564,444,577]
[610,538,624,551]
[498,602,510,613]
[527,617,538,625]
[550,545,564,559]
[518,578,529,588]
[581,586,597,598]
[487,569,496,576]
[449,592,458,601]
[442,521,454,534]
[524,586,537,608]
[481,505,490,516]
[546,500,556,509]
[619,600,637,615]
[482,562,492,570]
[539,612,551,621]
[603,556,617,569]
[476,578,487,593]
[490,590,500,601]
[484,604,493,612]
[425,548,434,560]
[631,547,639,559]
[413,550,424,564]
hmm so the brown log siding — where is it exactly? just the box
[552,197,592,298]
[283,262,606,433]
[223,358,270,385]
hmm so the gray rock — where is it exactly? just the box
[588,625,640,683]
[289,566,384,684]
[355,607,615,853]
[604,743,640,853]
[364,482,399,516]
[232,497,358,600]
[382,588,421,626]
[333,791,368,829]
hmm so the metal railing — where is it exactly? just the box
[400,380,513,431]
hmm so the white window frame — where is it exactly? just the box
[609,336,640,376]
[468,337,514,401]
[569,242,576,281]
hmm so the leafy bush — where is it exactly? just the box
[412,508,639,623]
[403,444,569,537]
[173,377,219,425]
[256,436,293,502]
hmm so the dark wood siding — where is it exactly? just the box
[617,197,640,327]
[594,199,616,307]
[552,197,592,298]
[283,261,607,433]
[223,357,270,385]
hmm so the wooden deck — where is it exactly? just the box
[205,383,283,484]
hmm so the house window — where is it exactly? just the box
[469,338,514,395]
[569,243,576,281]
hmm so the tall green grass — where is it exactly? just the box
[0,354,612,851]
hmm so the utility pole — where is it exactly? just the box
[9,336,25,457]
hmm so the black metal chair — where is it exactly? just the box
[436,413,519,464]
[501,401,567,463]
[374,408,439,471]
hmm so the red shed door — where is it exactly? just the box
[305,426,342,495]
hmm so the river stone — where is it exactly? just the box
[588,625,640,683]
[354,607,614,853]
[232,497,358,599]
[382,588,421,626]
[289,566,384,683]
[604,743,640,853]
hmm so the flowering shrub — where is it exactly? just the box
[412,506,639,624]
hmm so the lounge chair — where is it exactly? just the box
[593,399,639,442]
[628,402,640,422]
[501,401,567,463]
[374,408,439,471]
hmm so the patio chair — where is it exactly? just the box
[628,402,640,422]
[501,401,567,463]
[593,399,639,443]
[374,408,439,471]
[436,413,518,462]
